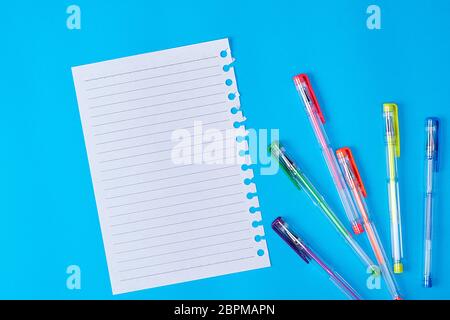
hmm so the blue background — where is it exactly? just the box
[1,0,449,299]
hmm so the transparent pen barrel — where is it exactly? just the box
[342,229,378,275]
[366,219,401,299]
[306,110,361,232]
[423,158,435,287]
[385,140,403,268]
[307,244,362,300]
[339,162,400,299]
[351,187,401,299]
[329,271,362,300]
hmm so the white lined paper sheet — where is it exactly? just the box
[72,39,270,294]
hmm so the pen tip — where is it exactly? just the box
[423,276,432,288]
[352,223,364,235]
[393,262,403,274]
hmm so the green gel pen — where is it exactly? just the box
[269,141,378,274]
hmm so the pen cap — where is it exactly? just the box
[425,117,439,171]
[272,217,311,263]
[268,141,303,190]
[293,74,325,123]
[383,103,400,157]
[336,148,367,197]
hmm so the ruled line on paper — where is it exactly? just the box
[113,221,247,247]
[93,110,229,136]
[113,218,248,244]
[104,165,236,191]
[88,74,223,100]
[106,183,243,209]
[99,134,237,165]
[105,174,241,200]
[112,214,247,239]
[109,192,244,218]
[95,118,230,146]
[100,146,238,174]
[99,157,237,184]
[115,221,249,254]
[99,148,171,164]
[86,65,221,91]
[84,56,218,82]
[89,84,224,109]
[105,165,236,191]
[120,256,255,281]
[104,156,174,171]
[101,164,191,181]
[92,100,227,128]
[91,93,227,118]
[105,175,242,202]
[109,201,245,227]
[94,111,228,136]
[117,237,253,264]
[97,138,172,154]
[118,247,254,273]
[96,118,229,153]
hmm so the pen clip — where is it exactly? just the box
[293,74,325,123]
[336,147,367,197]
[272,217,311,263]
[269,141,303,191]
[383,103,400,157]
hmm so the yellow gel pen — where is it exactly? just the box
[383,103,403,274]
